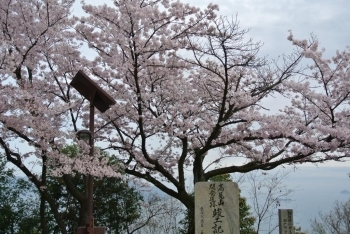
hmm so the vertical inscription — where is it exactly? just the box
[201,206,205,231]
[218,184,225,206]
[211,184,224,233]
[195,182,239,234]
[209,184,216,208]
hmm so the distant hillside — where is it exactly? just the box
[340,190,350,194]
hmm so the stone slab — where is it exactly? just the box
[278,209,294,234]
[195,182,240,234]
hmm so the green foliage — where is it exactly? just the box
[1,145,144,234]
[209,174,232,182]
[94,176,143,232]
[45,173,143,233]
[294,226,307,234]
[0,158,41,234]
[239,197,257,234]
[47,145,144,233]
[44,174,82,233]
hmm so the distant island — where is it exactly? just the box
[340,190,350,194]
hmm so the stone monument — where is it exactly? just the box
[195,182,240,234]
[278,209,294,234]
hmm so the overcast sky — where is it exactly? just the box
[186,0,350,58]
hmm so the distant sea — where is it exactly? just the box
[240,165,350,233]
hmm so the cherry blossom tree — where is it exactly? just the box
[74,1,350,232]
[1,0,350,233]
[0,0,82,232]
[0,0,117,232]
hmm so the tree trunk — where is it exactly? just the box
[61,174,87,226]
[41,191,68,234]
[79,198,88,227]
[5,150,68,234]
[40,195,48,234]
[193,152,206,184]
[40,156,48,234]
[187,206,195,234]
